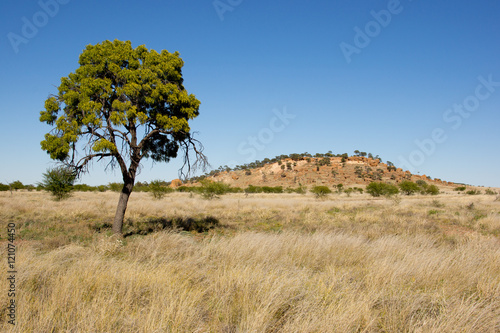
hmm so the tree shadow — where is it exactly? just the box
[121,216,220,237]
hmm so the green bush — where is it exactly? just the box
[425,185,439,195]
[285,186,306,194]
[416,180,428,188]
[262,186,283,193]
[108,182,123,192]
[39,166,76,200]
[344,188,354,197]
[0,183,10,191]
[176,186,197,193]
[199,180,230,199]
[366,182,399,197]
[485,189,497,195]
[310,186,332,198]
[454,186,466,191]
[97,185,108,192]
[9,180,25,191]
[149,179,174,199]
[466,190,481,195]
[73,184,97,192]
[399,181,421,195]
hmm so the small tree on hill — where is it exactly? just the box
[39,40,206,235]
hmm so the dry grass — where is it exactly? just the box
[1,191,499,332]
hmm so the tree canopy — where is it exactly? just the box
[40,39,206,234]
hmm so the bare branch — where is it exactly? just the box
[178,132,209,181]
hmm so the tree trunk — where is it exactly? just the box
[112,179,134,235]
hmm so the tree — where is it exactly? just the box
[40,40,206,235]
[9,180,24,191]
[366,182,399,197]
[425,184,439,195]
[40,166,76,200]
[399,181,420,195]
[310,185,332,198]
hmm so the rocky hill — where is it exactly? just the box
[190,156,455,189]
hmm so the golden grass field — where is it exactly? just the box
[1,190,499,332]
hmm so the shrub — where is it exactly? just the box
[97,185,108,192]
[9,180,25,191]
[286,185,306,194]
[74,184,97,192]
[310,186,332,198]
[0,183,10,191]
[399,181,420,195]
[466,190,481,195]
[245,185,262,194]
[416,180,428,188]
[425,185,440,195]
[344,188,354,197]
[485,189,497,195]
[366,182,399,197]
[108,182,123,192]
[262,186,283,194]
[454,186,466,191]
[176,186,198,193]
[149,179,173,199]
[199,180,230,199]
[245,169,252,176]
[39,166,76,200]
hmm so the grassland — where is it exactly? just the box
[0,190,499,332]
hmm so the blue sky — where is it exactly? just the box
[1,0,499,187]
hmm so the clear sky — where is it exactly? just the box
[1,0,499,187]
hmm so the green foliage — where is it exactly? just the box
[286,186,307,194]
[97,185,108,192]
[0,183,10,191]
[310,186,332,198]
[40,39,201,165]
[399,181,421,195]
[366,182,399,197]
[466,190,481,195]
[176,186,198,193]
[40,166,76,200]
[73,184,97,192]
[454,186,467,191]
[317,157,331,166]
[425,185,439,195]
[416,180,428,188]
[344,188,354,197]
[199,180,230,199]
[244,185,284,194]
[9,180,24,191]
[485,189,497,195]
[149,179,173,199]
[108,182,123,192]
